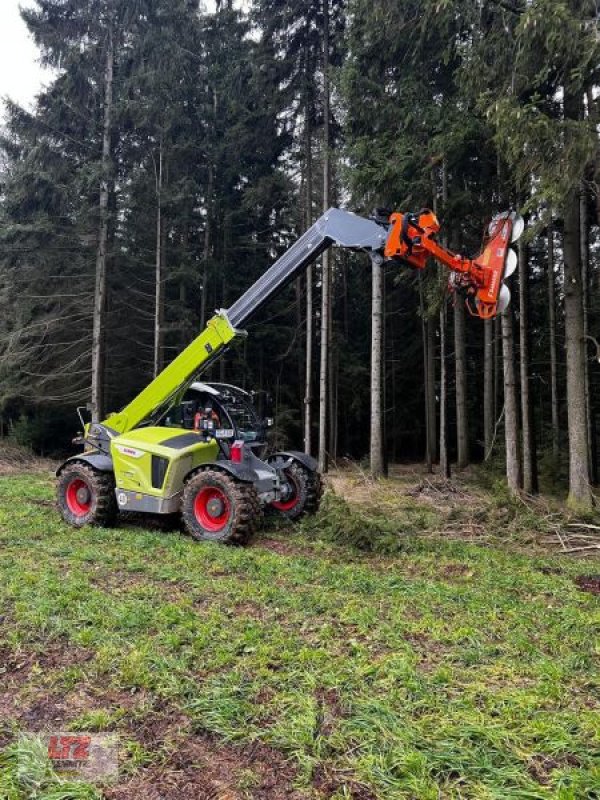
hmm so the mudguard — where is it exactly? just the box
[197,461,256,483]
[270,451,318,473]
[56,452,114,477]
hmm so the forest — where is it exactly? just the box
[1,0,599,509]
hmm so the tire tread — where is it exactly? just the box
[182,469,259,544]
[57,462,117,527]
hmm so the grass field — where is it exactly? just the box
[0,469,599,799]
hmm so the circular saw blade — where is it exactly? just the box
[510,215,525,243]
[503,248,518,278]
[496,284,511,314]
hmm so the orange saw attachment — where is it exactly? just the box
[383,209,523,319]
[467,212,523,319]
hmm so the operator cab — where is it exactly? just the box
[163,382,270,452]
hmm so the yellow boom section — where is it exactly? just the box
[102,312,238,435]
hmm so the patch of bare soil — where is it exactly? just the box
[403,631,451,673]
[107,723,305,800]
[231,601,267,620]
[88,568,190,607]
[527,753,581,785]
[254,537,313,557]
[313,764,377,800]
[89,569,159,593]
[539,566,564,576]
[0,640,96,746]
[315,687,345,737]
[0,637,150,726]
[439,562,474,581]
[0,640,93,691]
[574,575,600,595]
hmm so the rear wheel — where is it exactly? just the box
[57,462,117,528]
[182,469,259,544]
[269,460,322,521]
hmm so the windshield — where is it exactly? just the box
[163,383,264,443]
[213,385,262,442]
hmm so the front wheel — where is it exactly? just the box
[57,462,117,528]
[269,460,322,521]
[182,469,260,544]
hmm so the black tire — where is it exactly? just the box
[182,469,260,544]
[57,462,117,528]
[269,460,322,521]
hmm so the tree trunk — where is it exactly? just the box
[304,272,314,455]
[219,212,230,383]
[425,167,437,466]
[318,260,330,472]
[91,23,114,423]
[501,307,522,494]
[304,268,314,454]
[179,279,187,348]
[547,215,560,461]
[370,255,384,477]
[153,139,165,378]
[483,318,494,458]
[563,89,592,508]
[419,275,434,472]
[580,186,596,484]
[454,299,469,468]
[328,267,336,460]
[329,343,338,460]
[317,0,330,474]
[564,186,592,507]
[303,22,314,456]
[438,159,450,478]
[200,165,213,329]
[494,314,501,424]
[427,315,437,462]
[518,235,537,493]
[439,300,450,479]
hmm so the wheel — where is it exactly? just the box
[181,469,260,544]
[269,460,322,521]
[57,462,117,528]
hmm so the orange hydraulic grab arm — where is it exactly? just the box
[384,209,522,319]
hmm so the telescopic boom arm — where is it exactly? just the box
[100,207,521,437]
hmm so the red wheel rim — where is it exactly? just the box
[193,486,231,532]
[272,471,300,511]
[65,478,92,517]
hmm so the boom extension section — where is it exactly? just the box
[102,207,522,437]
[227,208,387,328]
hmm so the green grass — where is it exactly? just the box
[0,472,599,799]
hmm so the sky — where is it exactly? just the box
[0,0,54,117]
[0,0,226,119]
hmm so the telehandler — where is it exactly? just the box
[57,207,523,543]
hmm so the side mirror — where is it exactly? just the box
[265,417,274,428]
